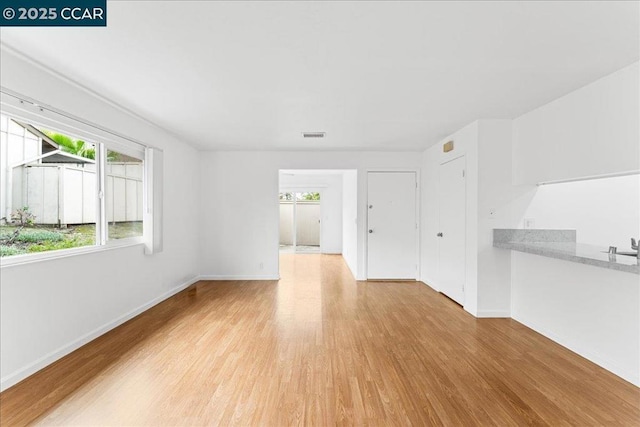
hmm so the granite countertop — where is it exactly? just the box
[493,229,640,275]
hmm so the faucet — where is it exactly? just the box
[632,238,640,259]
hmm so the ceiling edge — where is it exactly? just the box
[0,41,202,150]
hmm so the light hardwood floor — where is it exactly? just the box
[1,254,639,425]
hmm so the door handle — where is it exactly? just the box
[437,232,443,237]
[369,229,374,234]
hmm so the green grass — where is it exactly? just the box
[0,221,142,257]
[13,229,64,243]
[28,239,86,253]
[0,246,26,257]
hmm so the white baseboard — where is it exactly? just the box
[418,279,439,292]
[199,274,280,281]
[513,313,640,387]
[476,310,511,318]
[419,276,440,292]
[0,275,200,392]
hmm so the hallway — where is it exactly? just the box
[1,254,637,425]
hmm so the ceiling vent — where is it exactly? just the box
[302,132,326,139]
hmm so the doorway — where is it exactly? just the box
[277,169,358,280]
[279,191,321,253]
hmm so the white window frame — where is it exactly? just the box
[0,89,160,268]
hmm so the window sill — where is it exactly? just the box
[0,237,146,268]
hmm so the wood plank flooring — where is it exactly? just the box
[1,254,638,425]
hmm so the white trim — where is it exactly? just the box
[439,154,466,167]
[537,170,640,186]
[0,238,144,268]
[96,144,107,245]
[0,275,200,392]
[10,149,61,168]
[199,274,280,281]
[1,89,147,156]
[512,314,640,387]
[0,42,188,149]
[365,168,421,173]
[280,184,329,189]
[418,279,439,292]
[143,147,163,254]
[464,306,478,317]
[476,310,511,318]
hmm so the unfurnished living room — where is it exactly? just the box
[0,1,639,425]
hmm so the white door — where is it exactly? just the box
[367,172,417,279]
[437,156,466,304]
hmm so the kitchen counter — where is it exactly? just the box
[493,229,639,275]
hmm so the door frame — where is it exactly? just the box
[279,186,324,253]
[365,169,421,280]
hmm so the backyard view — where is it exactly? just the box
[0,221,142,257]
[279,191,320,200]
[0,113,144,258]
[279,191,321,253]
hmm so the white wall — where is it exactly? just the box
[0,48,201,391]
[511,252,639,386]
[515,174,640,250]
[507,61,640,386]
[200,152,420,280]
[342,170,358,278]
[421,121,478,312]
[421,120,513,317]
[476,120,515,316]
[279,203,294,245]
[513,62,639,185]
[279,172,344,253]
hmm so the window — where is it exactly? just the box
[0,111,146,259]
[106,149,144,241]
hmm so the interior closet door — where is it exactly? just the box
[437,156,466,304]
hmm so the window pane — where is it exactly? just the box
[106,149,143,240]
[0,113,96,257]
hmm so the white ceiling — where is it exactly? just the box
[1,1,638,151]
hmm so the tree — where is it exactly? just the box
[43,130,117,161]
[300,192,320,201]
[279,192,320,201]
[43,131,96,159]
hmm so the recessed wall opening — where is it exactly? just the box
[278,169,358,278]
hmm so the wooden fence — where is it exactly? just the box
[12,163,143,226]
